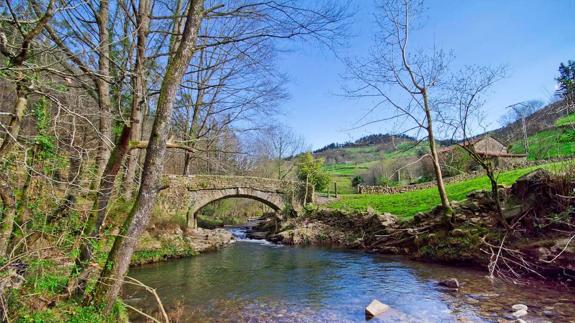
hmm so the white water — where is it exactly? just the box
[226,226,278,246]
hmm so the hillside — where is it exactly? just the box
[315,99,574,193]
[490,99,573,144]
[313,133,418,164]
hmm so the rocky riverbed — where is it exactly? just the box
[255,169,575,286]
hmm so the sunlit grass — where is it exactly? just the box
[327,162,571,220]
[509,128,575,160]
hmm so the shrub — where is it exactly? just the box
[351,175,364,187]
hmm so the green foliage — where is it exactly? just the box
[297,153,330,191]
[441,146,475,176]
[34,273,68,295]
[375,175,398,187]
[197,215,222,229]
[556,60,575,98]
[328,163,563,219]
[351,175,364,187]
[132,246,197,265]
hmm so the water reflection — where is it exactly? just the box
[124,238,575,322]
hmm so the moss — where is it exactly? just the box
[413,224,490,262]
[131,246,198,266]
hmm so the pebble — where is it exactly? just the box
[543,310,554,317]
[439,278,460,289]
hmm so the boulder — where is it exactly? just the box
[365,299,390,319]
[512,304,528,312]
[438,278,460,289]
[247,231,267,240]
[511,169,552,199]
[377,213,397,227]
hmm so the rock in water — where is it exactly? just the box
[365,299,390,319]
[512,309,528,318]
[438,278,460,289]
[512,304,528,312]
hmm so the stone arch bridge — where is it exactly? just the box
[156,175,313,228]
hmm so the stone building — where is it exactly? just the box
[438,136,527,170]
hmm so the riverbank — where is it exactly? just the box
[263,169,575,286]
[132,225,234,265]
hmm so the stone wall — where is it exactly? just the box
[357,157,574,195]
[357,171,482,195]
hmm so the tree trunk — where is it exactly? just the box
[70,125,132,297]
[423,90,451,213]
[0,181,16,257]
[49,150,85,222]
[183,152,192,175]
[484,162,509,228]
[123,0,151,198]
[95,0,112,183]
[90,1,204,313]
[0,83,27,159]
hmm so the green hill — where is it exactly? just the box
[315,100,574,194]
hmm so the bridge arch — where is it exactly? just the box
[155,175,312,228]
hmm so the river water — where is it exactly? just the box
[124,228,575,322]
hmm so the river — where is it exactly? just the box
[124,227,575,322]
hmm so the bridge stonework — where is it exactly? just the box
[156,175,313,228]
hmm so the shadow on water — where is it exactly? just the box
[124,228,575,322]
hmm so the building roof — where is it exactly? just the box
[437,136,502,154]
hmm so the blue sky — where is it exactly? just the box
[275,0,575,150]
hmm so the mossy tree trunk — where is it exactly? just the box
[90,1,205,313]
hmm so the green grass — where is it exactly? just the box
[327,162,569,220]
[509,128,575,160]
[382,141,429,159]
[321,142,434,194]
[555,113,575,127]
[322,160,381,194]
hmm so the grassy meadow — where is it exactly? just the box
[327,162,572,220]
[509,127,575,160]
[320,142,428,194]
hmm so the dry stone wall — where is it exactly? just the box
[357,157,574,195]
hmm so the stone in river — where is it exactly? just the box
[365,299,390,319]
[511,309,527,318]
[438,278,460,289]
[511,304,528,312]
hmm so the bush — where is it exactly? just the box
[351,175,364,187]
[376,176,398,187]
[297,152,330,191]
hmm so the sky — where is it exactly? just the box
[274,0,575,150]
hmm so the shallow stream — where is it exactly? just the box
[124,227,575,322]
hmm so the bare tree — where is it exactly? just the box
[262,125,306,179]
[90,0,348,313]
[499,100,544,153]
[0,0,56,256]
[344,0,452,214]
[441,65,509,227]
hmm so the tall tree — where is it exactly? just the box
[440,65,509,227]
[90,0,348,313]
[0,0,56,256]
[499,100,544,153]
[556,60,575,100]
[344,0,452,214]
